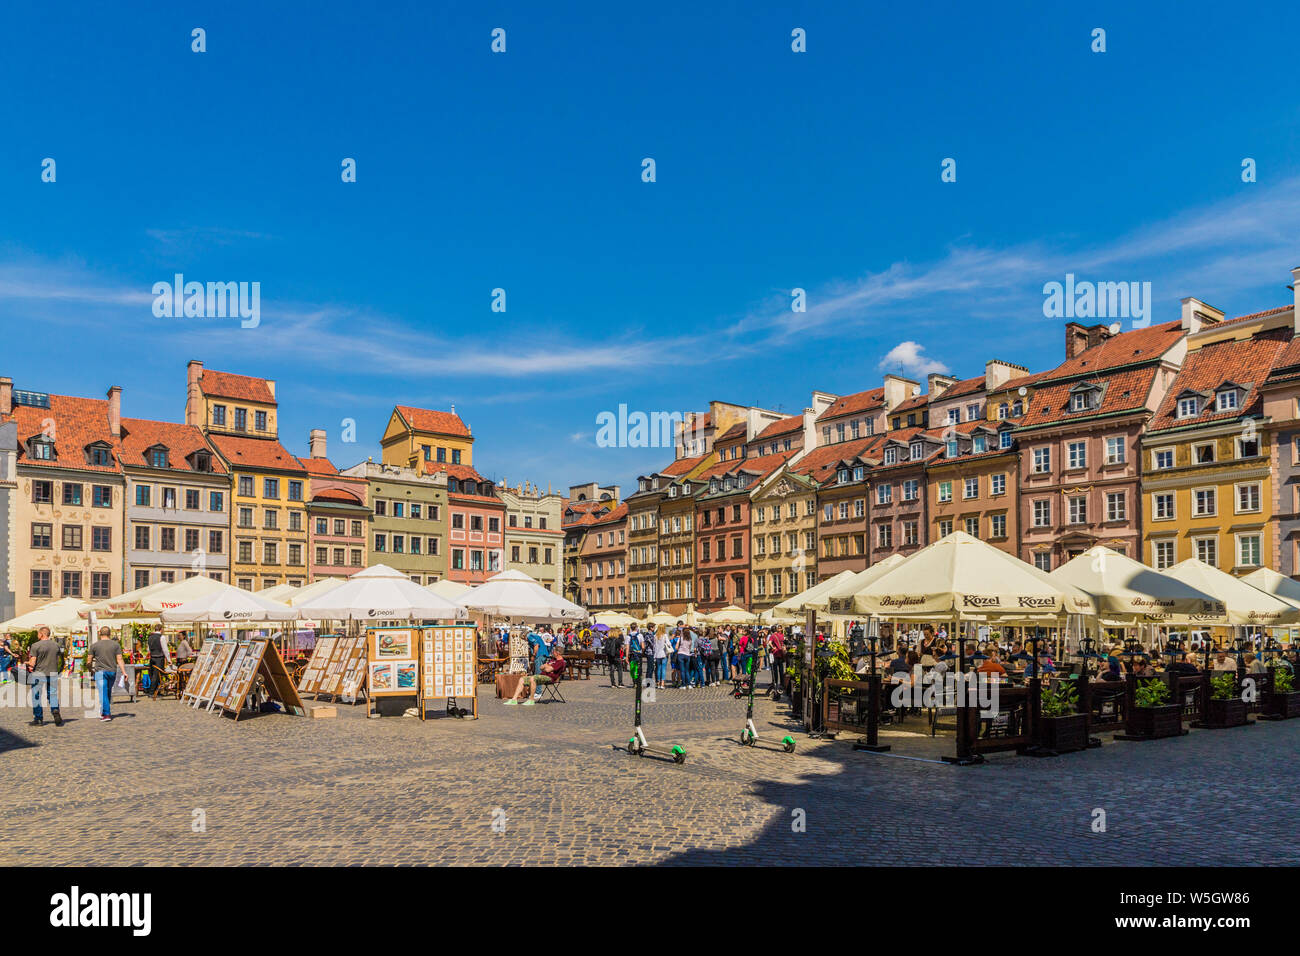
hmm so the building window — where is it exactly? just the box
[1193,443,1215,464]
[1067,441,1087,470]
[990,514,1006,538]
[31,523,52,549]
[1032,447,1051,474]
[963,517,979,537]
[135,525,151,550]
[1237,435,1260,459]
[185,489,200,510]
[263,478,280,499]
[62,571,82,598]
[136,485,152,507]
[92,527,112,552]
[963,478,978,500]
[876,524,892,548]
[209,530,223,554]
[373,533,387,553]
[1236,483,1261,514]
[212,405,226,426]
[234,408,247,431]
[62,525,83,550]
[1153,449,1173,470]
[876,484,892,505]
[1195,537,1217,567]
[1217,391,1238,412]
[1032,499,1051,527]
[991,474,1006,495]
[1000,431,1013,450]
[238,476,254,496]
[63,483,82,505]
[1193,488,1216,517]
[1177,397,1198,418]
[31,570,52,597]
[1105,492,1126,522]
[883,448,897,465]
[938,519,952,538]
[1105,436,1126,465]
[1033,552,1051,572]
[1068,496,1087,524]
[289,480,303,501]
[1152,493,1175,520]
[1238,534,1262,568]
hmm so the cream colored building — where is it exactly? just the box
[499,480,564,591]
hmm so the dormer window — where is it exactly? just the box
[884,448,897,465]
[681,482,690,493]
[998,403,1009,420]
[448,479,459,493]
[668,486,677,498]
[639,479,649,492]
[999,430,1013,450]
[1216,390,1239,412]
[29,436,55,461]
[148,446,169,469]
[946,440,959,458]
[837,468,850,484]
[1012,400,1023,417]
[462,481,477,496]
[192,451,211,472]
[973,435,987,454]
[909,441,924,460]
[1071,393,1089,412]
[1177,397,1199,419]
[709,479,719,493]
[86,443,113,467]
[852,465,864,481]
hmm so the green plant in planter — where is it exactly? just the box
[1134,678,1171,708]
[1210,672,1237,701]
[786,637,856,690]
[1039,681,1078,718]
[1269,663,1294,694]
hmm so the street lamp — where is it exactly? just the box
[853,618,890,753]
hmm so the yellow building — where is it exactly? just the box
[185,362,308,590]
[381,405,474,470]
[749,466,819,612]
[1140,314,1291,573]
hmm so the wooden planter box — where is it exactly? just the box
[790,689,803,718]
[1039,713,1089,753]
[1263,690,1300,719]
[1127,704,1183,739]
[1202,697,1248,728]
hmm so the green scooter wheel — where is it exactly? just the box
[782,736,796,753]
[671,746,686,764]
[628,737,640,755]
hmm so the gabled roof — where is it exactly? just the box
[394,404,472,439]
[933,375,985,402]
[1016,367,1160,431]
[1148,330,1292,432]
[817,387,885,422]
[119,418,226,473]
[312,487,364,505]
[789,436,883,483]
[891,394,928,414]
[200,369,276,405]
[715,422,748,443]
[1041,320,1185,383]
[297,456,339,476]
[660,452,708,477]
[589,502,628,526]
[207,434,307,473]
[1212,304,1291,330]
[752,414,803,442]
[12,393,124,474]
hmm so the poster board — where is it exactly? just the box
[420,625,479,719]
[189,640,238,711]
[508,629,529,674]
[337,637,369,703]
[365,627,417,715]
[217,639,307,720]
[296,634,339,696]
[180,641,219,704]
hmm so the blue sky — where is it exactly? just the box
[2,0,1298,494]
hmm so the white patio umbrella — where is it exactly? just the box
[427,579,472,601]
[850,532,1077,620]
[820,554,908,614]
[775,569,860,614]
[161,585,298,623]
[704,605,757,625]
[646,611,679,626]
[458,569,586,621]
[82,575,228,618]
[1241,567,1300,610]
[285,577,346,607]
[294,564,464,621]
[759,606,800,625]
[0,597,94,634]
[257,583,299,603]
[592,610,638,628]
[1052,546,1226,623]
[1163,559,1300,627]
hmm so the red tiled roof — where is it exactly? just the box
[933,375,985,401]
[119,418,227,473]
[752,414,803,442]
[200,369,276,404]
[697,450,795,490]
[208,434,307,473]
[891,394,928,414]
[589,502,628,526]
[715,422,748,443]
[1042,320,1185,382]
[661,452,708,477]
[297,456,338,476]
[790,436,885,483]
[312,487,363,505]
[425,462,487,483]
[395,404,471,438]
[817,387,885,422]
[1212,305,1291,329]
[12,394,124,474]
[1148,330,1292,431]
[1017,367,1160,430]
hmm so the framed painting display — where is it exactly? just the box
[419,625,479,719]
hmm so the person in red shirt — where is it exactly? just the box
[505,651,567,705]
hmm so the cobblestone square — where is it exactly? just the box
[1,672,1295,866]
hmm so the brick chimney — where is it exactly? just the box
[106,386,122,438]
[186,360,203,426]
[1064,322,1091,360]
[1180,297,1225,334]
[0,377,12,416]
[308,428,327,459]
[883,374,919,411]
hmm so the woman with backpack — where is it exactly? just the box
[605,628,625,687]
[769,629,786,690]
[652,625,670,689]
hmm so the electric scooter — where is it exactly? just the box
[738,655,795,752]
[625,652,686,764]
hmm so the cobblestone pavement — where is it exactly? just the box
[0,672,1296,866]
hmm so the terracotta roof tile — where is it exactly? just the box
[1213,305,1291,329]
[200,369,276,404]
[660,452,708,477]
[790,436,884,482]
[395,404,471,438]
[817,387,885,422]
[589,502,628,526]
[933,375,985,401]
[1016,367,1160,430]
[715,422,748,443]
[297,456,338,476]
[208,434,307,473]
[311,487,364,505]
[891,394,928,414]
[119,418,227,474]
[752,414,803,442]
[1041,320,1185,382]
[12,393,124,474]
[1149,330,1292,431]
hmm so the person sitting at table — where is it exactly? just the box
[1212,650,1237,672]
[1132,657,1157,678]
[504,650,567,706]
[1099,656,1123,681]
[888,646,910,678]
[977,650,1007,678]
[1023,651,1056,679]
[1243,652,1268,675]
[1168,653,1199,677]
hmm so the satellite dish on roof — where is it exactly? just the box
[912,385,920,396]
[1018,386,1027,397]
[1108,322,1121,335]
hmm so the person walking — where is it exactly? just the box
[146,624,171,699]
[0,635,17,684]
[653,626,670,688]
[175,633,195,665]
[769,629,786,690]
[676,627,695,689]
[605,628,625,687]
[26,626,64,726]
[89,626,126,722]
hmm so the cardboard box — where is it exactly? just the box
[310,706,338,719]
